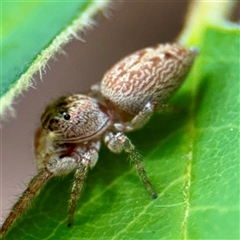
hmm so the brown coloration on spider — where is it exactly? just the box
[0,169,52,238]
[40,95,111,143]
[101,43,197,116]
[0,43,198,238]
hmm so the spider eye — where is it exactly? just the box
[63,112,71,120]
[49,118,59,131]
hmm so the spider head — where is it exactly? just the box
[41,95,110,143]
[41,96,69,131]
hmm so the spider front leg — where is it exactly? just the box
[0,139,100,238]
[0,153,79,238]
[104,132,157,199]
[0,169,53,238]
[68,143,100,227]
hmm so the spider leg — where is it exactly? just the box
[68,142,100,227]
[113,102,179,133]
[104,132,157,199]
[68,165,88,227]
[113,102,155,132]
[0,169,53,238]
[129,102,155,130]
[155,103,180,114]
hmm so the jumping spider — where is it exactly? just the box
[0,43,198,238]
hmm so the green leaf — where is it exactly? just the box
[2,2,240,240]
[1,1,109,119]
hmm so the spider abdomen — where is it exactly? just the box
[101,43,198,115]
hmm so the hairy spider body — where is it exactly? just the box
[0,43,198,238]
[101,43,196,116]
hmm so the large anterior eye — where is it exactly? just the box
[63,112,71,120]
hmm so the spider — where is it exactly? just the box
[0,43,198,238]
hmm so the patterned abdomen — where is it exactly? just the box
[101,43,198,115]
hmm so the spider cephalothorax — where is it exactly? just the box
[41,94,111,143]
[0,43,198,238]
